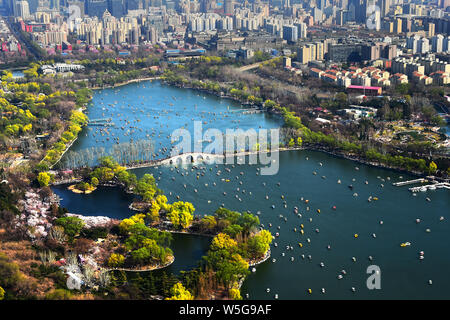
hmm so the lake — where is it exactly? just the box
[60,80,283,168]
[53,80,450,299]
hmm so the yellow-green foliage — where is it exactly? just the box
[211,233,238,251]
[148,200,160,223]
[165,283,194,300]
[155,195,171,211]
[108,253,125,267]
[167,201,195,229]
[229,288,242,300]
[429,161,437,174]
[37,172,51,187]
[119,214,145,234]
[119,218,136,234]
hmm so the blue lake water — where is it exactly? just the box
[53,80,450,299]
[60,80,283,168]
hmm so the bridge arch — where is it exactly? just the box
[175,156,183,165]
[196,154,205,162]
[169,156,183,165]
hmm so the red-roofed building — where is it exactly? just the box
[347,85,382,96]
[430,71,450,85]
[322,74,337,83]
[391,73,408,85]
[310,68,324,78]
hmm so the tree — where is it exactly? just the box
[54,216,85,240]
[119,218,136,234]
[214,253,249,288]
[199,215,217,232]
[147,201,160,224]
[142,190,156,202]
[223,224,243,238]
[430,115,446,127]
[428,161,437,174]
[229,288,242,300]
[90,177,99,187]
[130,214,146,224]
[247,230,272,259]
[167,201,195,229]
[40,83,52,95]
[130,246,152,265]
[237,212,260,235]
[288,138,295,148]
[129,238,172,265]
[211,233,238,251]
[264,99,277,109]
[24,65,38,79]
[91,167,114,182]
[335,92,348,107]
[136,174,158,201]
[99,156,117,169]
[214,207,240,224]
[108,253,125,267]
[166,283,194,300]
[37,172,51,187]
[61,131,75,142]
[70,110,88,125]
[421,105,436,122]
[155,195,170,212]
[396,83,410,95]
[0,253,24,292]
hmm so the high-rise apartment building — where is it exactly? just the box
[297,46,310,64]
[15,0,30,18]
[224,0,233,15]
[86,0,108,18]
[283,25,298,43]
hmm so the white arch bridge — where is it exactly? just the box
[159,152,225,165]
[124,152,226,169]
[124,149,286,170]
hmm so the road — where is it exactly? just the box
[237,62,263,72]
[4,16,42,60]
[237,58,279,72]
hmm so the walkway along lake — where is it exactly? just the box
[53,80,450,299]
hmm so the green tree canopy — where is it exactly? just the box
[167,201,195,229]
[37,172,51,187]
[54,216,85,240]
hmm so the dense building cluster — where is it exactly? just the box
[0,0,447,53]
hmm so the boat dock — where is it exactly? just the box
[242,109,263,114]
[228,108,263,114]
[51,178,83,185]
[392,178,427,186]
[409,182,450,192]
[88,118,115,127]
